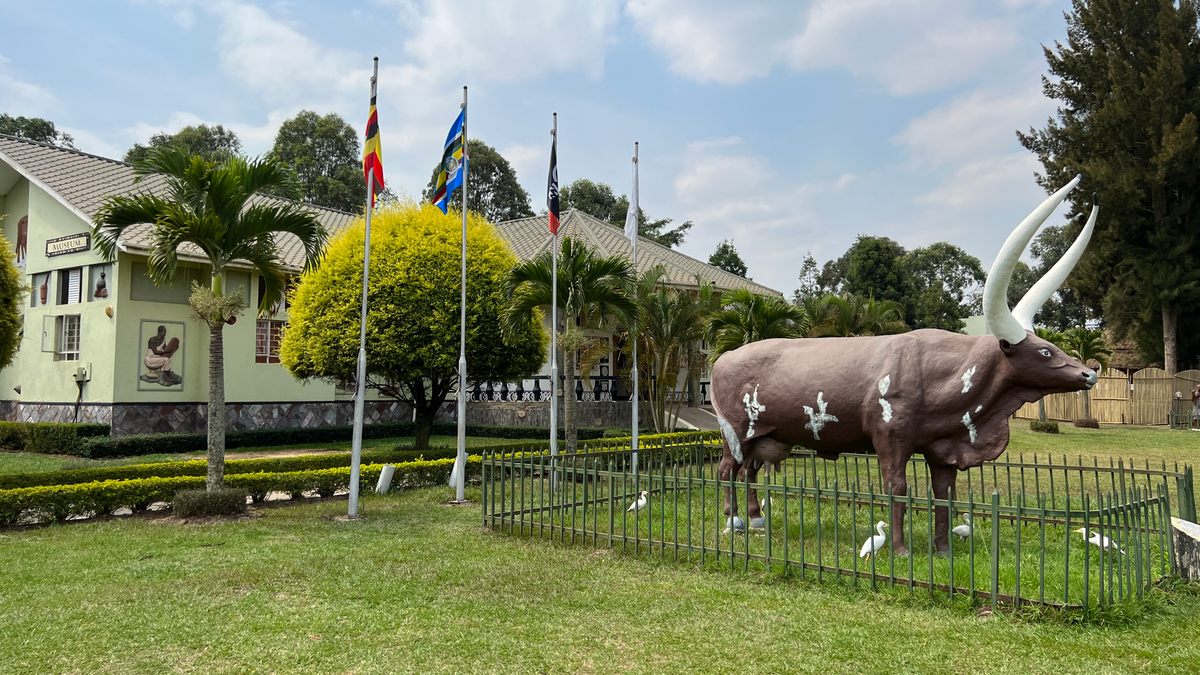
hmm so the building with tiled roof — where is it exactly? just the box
[0,134,774,433]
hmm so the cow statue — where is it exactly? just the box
[710,176,1098,555]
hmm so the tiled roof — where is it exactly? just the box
[0,135,781,295]
[496,209,781,295]
[0,135,355,271]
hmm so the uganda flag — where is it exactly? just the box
[432,109,466,213]
[362,60,384,207]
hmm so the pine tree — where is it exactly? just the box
[1019,0,1200,374]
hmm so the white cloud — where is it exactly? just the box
[672,137,857,291]
[0,55,58,116]
[893,84,1054,168]
[785,0,1018,95]
[405,1,619,83]
[629,0,1021,94]
[914,153,1042,209]
[625,0,794,85]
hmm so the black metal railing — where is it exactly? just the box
[481,441,1194,617]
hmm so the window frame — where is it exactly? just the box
[255,319,286,364]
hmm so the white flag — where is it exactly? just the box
[624,152,639,242]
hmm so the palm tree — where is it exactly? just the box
[504,237,636,452]
[93,148,327,490]
[707,288,808,359]
[627,267,716,432]
[1060,326,1113,420]
[805,294,907,337]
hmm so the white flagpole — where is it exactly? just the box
[549,113,559,492]
[629,141,639,477]
[453,85,469,503]
[348,58,379,519]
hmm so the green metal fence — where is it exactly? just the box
[481,435,1195,613]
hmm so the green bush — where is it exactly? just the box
[0,457,481,525]
[68,423,609,459]
[1074,417,1100,429]
[172,488,249,517]
[0,422,27,450]
[1030,420,1061,434]
[0,422,109,451]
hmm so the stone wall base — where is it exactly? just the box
[0,399,634,435]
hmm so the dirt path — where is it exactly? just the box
[224,448,346,460]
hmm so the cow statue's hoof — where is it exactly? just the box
[749,516,766,530]
[725,516,745,531]
[893,545,911,558]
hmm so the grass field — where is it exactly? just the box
[1,488,1198,673]
[0,423,1197,672]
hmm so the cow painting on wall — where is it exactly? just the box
[710,177,1098,555]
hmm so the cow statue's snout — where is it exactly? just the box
[1084,369,1097,388]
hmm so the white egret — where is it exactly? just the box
[761,495,771,512]
[859,520,888,560]
[626,491,648,513]
[1075,527,1125,554]
[952,513,973,539]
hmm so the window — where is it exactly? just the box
[255,319,285,363]
[42,314,81,361]
[58,268,83,304]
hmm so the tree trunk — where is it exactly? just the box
[413,413,433,451]
[1082,390,1092,420]
[1164,305,1179,376]
[206,322,226,491]
[1038,398,1047,424]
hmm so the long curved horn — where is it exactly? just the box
[1012,194,1098,329]
[982,175,1081,344]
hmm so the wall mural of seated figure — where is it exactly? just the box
[138,321,184,390]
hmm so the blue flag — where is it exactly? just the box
[432,110,465,213]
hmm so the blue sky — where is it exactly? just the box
[0,0,1078,295]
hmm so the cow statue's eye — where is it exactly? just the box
[1038,348,1052,358]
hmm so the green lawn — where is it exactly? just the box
[1007,423,1200,466]
[0,435,513,475]
[1,488,1197,673]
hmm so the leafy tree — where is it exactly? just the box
[93,148,326,490]
[842,236,912,310]
[708,239,748,277]
[560,178,693,248]
[626,267,717,431]
[904,242,985,331]
[1018,0,1200,374]
[504,237,635,451]
[422,140,533,222]
[0,229,23,368]
[124,124,242,164]
[269,110,365,213]
[0,114,75,148]
[707,289,807,359]
[1060,326,1113,420]
[1022,225,1093,330]
[283,204,545,450]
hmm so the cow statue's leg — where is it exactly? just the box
[881,453,911,556]
[745,439,789,529]
[718,444,745,530]
[929,462,957,555]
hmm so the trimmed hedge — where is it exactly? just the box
[0,431,720,491]
[0,422,110,452]
[0,446,465,490]
[69,423,610,459]
[0,457,482,525]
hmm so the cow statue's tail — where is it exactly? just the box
[710,378,744,464]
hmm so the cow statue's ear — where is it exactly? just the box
[998,338,1013,353]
